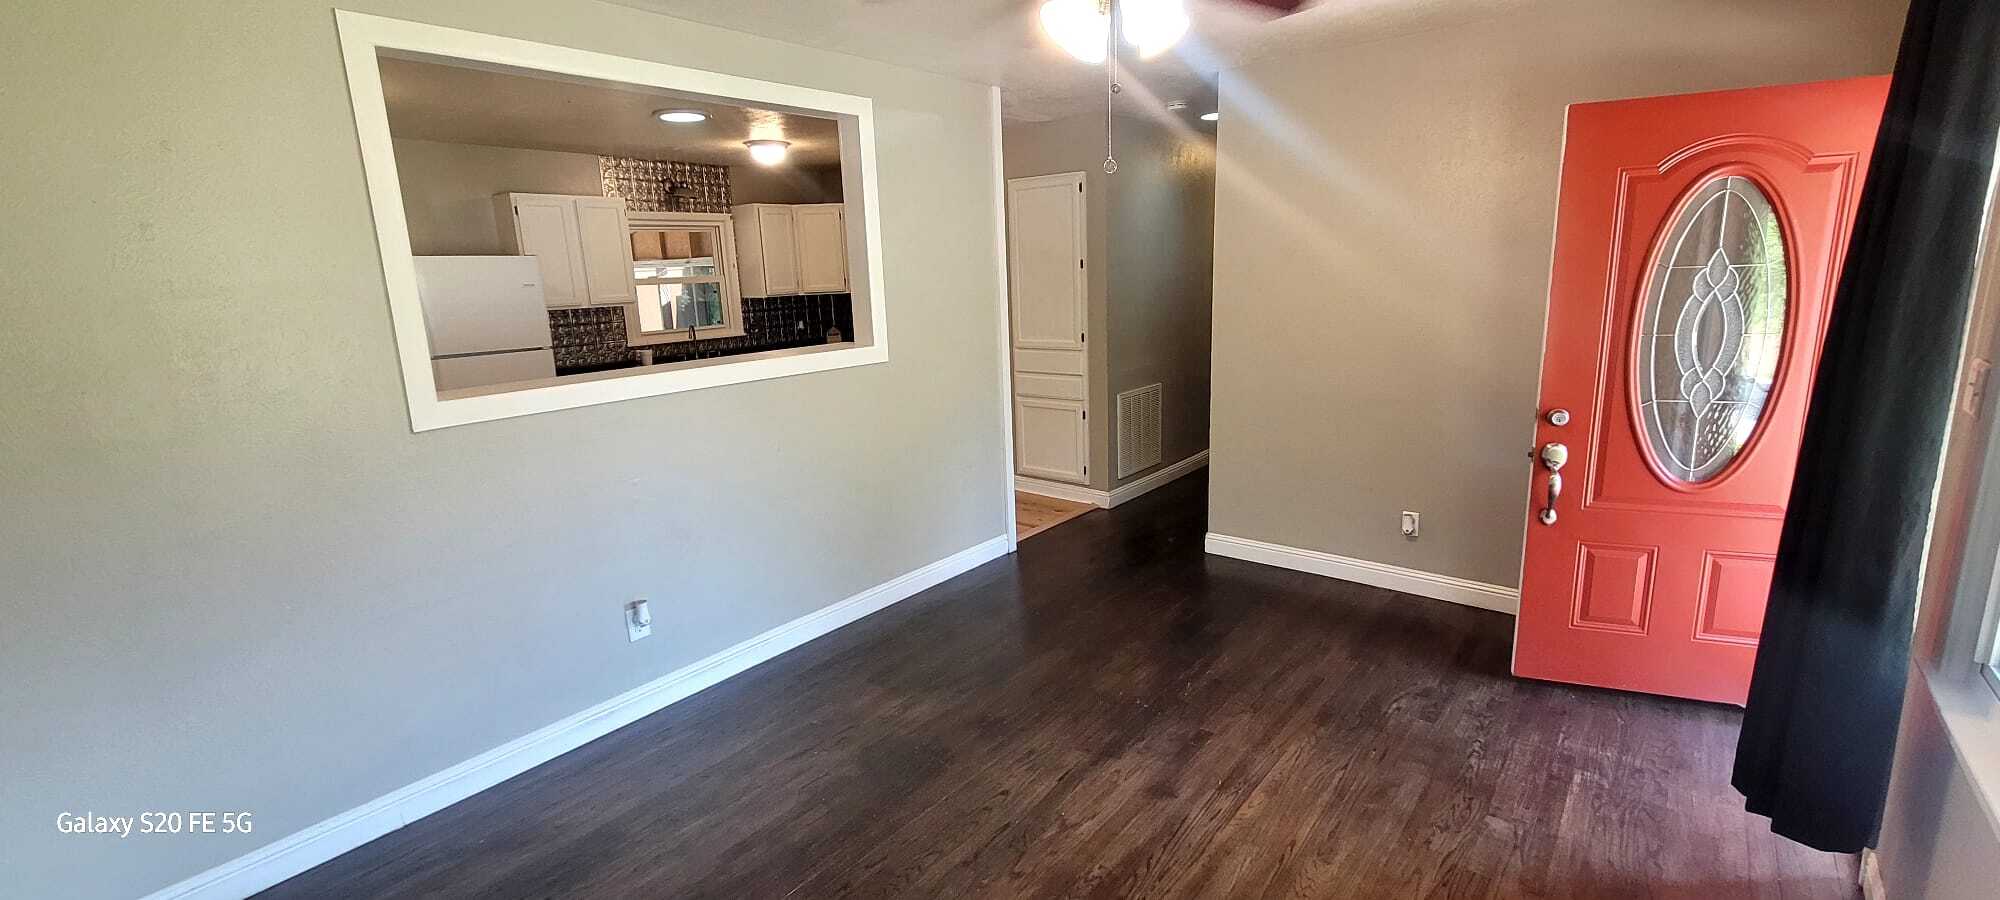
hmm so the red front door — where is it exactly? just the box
[1512,78,1888,705]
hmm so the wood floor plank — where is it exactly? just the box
[1017,491,1094,541]
[261,472,1860,899]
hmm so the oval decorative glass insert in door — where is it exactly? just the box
[1637,175,1790,484]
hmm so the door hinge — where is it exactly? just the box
[1081,409,1087,420]
[1079,258,1085,269]
[1080,331,1086,343]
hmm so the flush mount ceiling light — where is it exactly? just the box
[1200,111,1220,121]
[653,108,708,124]
[744,139,791,166]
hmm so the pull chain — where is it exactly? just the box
[1104,0,1119,175]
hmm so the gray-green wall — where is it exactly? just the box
[1207,0,1908,588]
[0,2,1007,897]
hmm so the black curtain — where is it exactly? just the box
[1733,0,2000,854]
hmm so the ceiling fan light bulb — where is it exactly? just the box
[1122,0,1189,59]
[1040,0,1109,64]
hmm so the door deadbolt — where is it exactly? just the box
[1546,408,1571,427]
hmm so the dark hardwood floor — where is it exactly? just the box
[264,472,1858,899]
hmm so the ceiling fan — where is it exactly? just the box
[1039,0,1305,172]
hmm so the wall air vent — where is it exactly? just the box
[1116,383,1163,478]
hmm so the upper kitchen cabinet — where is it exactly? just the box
[495,193,637,308]
[793,204,850,294]
[732,203,798,297]
[731,203,849,297]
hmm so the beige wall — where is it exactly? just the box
[1004,112,1214,490]
[1105,114,1215,485]
[731,162,844,205]
[1207,0,1909,587]
[393,138,604,255]
[0,2,1007,898]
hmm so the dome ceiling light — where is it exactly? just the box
[744,139,791,166]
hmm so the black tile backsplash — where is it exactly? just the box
[549,294,855,375]
[548,307,632,369]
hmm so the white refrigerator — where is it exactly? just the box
[414,256,558,391]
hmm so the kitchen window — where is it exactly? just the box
[628,214,744,343]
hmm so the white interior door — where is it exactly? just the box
[1008,174,1087,350]
[1008,172,1090,484]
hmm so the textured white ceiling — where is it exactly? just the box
[607,0,1529,121]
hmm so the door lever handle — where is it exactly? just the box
[1537,442,1568,526]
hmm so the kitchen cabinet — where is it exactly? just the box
[793,204,849,294]
[495,193,636,309]
[1014,396,1088,483]
[730,202,850,297]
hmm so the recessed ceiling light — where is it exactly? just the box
[745,140,791,166]
[654,109,708,124]
[1200,111,1220,122]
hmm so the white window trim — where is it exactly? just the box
[1919,148,2000,833]
[1950,154,2000,706]
[334,10,889,432]
[625,212,746,344]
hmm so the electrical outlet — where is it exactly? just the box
[625,597,653,642]
[1400,511,1421,539]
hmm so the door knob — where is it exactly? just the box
[1537,442,1568,525]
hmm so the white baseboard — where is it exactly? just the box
[1860,849,1887,900]
[1016,450,1208,510]
[1014,475,1109,507]
[141,534,1013,900]
[1204,532,1519,615]
[1108,450,1209,507]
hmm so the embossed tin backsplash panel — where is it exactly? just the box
[601,157,731,214]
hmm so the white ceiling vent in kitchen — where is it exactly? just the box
[1116,383,1163,479]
